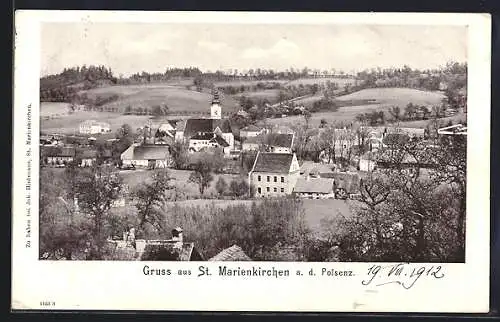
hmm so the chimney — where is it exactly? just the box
[171,227,183,243]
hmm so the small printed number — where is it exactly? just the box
[40,301,55,307]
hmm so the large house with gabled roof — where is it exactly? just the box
[248,152,300,197]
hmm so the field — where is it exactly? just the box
[40,110,154,134]
[40,102,71,118]
[335,87,445,107]
[285,77,356,87]
[268,87,448,128]
[214,79,288,87]
[79,83,239,114]
[120,168,244,198]
[233,89,281,102]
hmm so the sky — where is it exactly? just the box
[41,23,467,77]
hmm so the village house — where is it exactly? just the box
[240,124,266,139]
[120,143,173,169]
[293,177,335,199]
[77,149,98,167]
[188,132,231,154]
[242,133,294,153]
[79,120,112,135]
[358,151,377,172]
[42,146,76,166]
[248,152,300,197]
[437,123,467,136]
[209,245,251,261]
[109,227,204,261]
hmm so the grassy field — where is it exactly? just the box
[120,168,244,198]
[79,83,239,114]
[268,87,448,128]
[285,77,356,87]
[40,110,153,134]
[40,102,71,118]
[234,89,281,102]
[336,87,445,107]
[214,79,289,87]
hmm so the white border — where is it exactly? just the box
[12,11,491,312]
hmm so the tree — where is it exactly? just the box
[303,110,312,129]
[319,119,328,128]
[215,177,227,196]
[133,169,174,237]
[188,159,214,195]
[39,169,91,260]
[170,141,189,170]
[229,178,250,197]
[73,165,123,259]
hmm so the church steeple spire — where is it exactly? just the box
[210,88,222,119]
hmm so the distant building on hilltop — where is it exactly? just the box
[79,120,111,135]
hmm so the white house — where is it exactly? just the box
[79,120,111,135]
[188,133,230,154]
[437,124,467,136]
[249,152,300,197]
[359,151,377,172]
[293,177,335,199]
[240,124,265,139]
[120,143,173,169]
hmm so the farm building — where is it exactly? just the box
[437,124,467,136]
[240,124,266,139]
[77,149,98,167]
[120,143,173,169]
[359,151,377,172]
[249,152,300,197]
[188,132,231,154]
[293,177,335,199]
[109,227,204,261]
[320,172,361,199]
[209,245,251,261]
[79,120,112,135]
[299,161,334,177]
[42,146,76,166]
[242,133,294,153]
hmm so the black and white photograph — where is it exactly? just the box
[12,10,491,313]
[38,21,469,263]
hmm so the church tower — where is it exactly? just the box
[210,89,222,119]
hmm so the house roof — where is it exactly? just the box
[183,118,232,137]
[210,136,230,147]
[139,241,196,261]
[321,172,360,193]
[77,149,98,159]
[300,161,334,175]
[241,124,262,132]
[383,133,410,146]
[42,146,76,157]
[251,152,294,174]
[209,245,251,261]
[131,145,170,160]
[244,133,294,148]
[293,177,334,194]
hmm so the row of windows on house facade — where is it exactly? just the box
[257,175,285,183]
[257,186,285,194]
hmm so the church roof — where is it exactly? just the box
[184,119,232,137]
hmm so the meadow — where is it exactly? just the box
[335,87,445,107]
[79,83,240,114]
[40,110,153,134]
[40,102,71,118]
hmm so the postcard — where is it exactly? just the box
[12,11,491,312]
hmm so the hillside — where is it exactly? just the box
[267,87,448,128]
[79,84,239,114]
[335,88,445,107]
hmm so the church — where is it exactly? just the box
[175,90,234,154]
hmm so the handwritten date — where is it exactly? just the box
[362,263,444,289]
